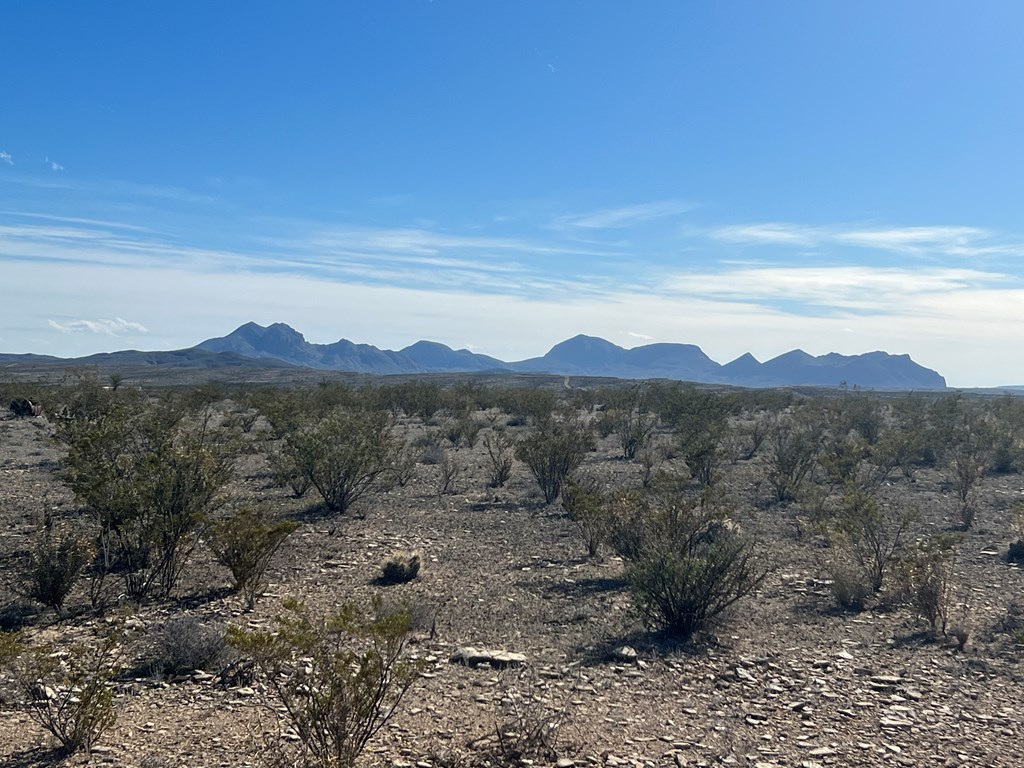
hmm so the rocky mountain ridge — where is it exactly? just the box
[193,322,947,389]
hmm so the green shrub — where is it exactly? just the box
[765,411,823,503]
[483,429,516,488]
[614,484,766,640]
[897,535,959,634]
[561,475,609,558]
[381,552,421,584]
[228,599,419,768]
[61,400,235,600]
[436,449,463,496]
[515,415,594,504]
[826,486,917,593]
[8,630,123,755]
[22,513,93,616]
[268,447,313,498]
[208,507,299,610]
[285,407,400,514]
[826,564,871,612]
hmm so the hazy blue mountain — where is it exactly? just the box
[196,323,947,388]
[511,335,725,381]
[196,323,507,374]
[399,340,507,372]
[3,322,948,389]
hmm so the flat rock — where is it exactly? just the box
[449,647,527,668]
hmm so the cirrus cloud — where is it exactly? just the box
[47,317,148,335]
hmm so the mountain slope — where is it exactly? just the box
[3,323,947,389]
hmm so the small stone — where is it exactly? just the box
[614,646,638,662]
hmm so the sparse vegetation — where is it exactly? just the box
[561,474,610,558]
[2,378,1024,765]
[150,616,229,676]
[284,407,399,514]
[227,599,418,768]
[5,629,123,755]
[612,482,767,640]
[60,398,235,601]
[22,512,93,616]
[207,506,299,610]
[515,413,594,504]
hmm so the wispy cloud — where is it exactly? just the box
[708,221,1021,258]
[0,211,153,232]
[554,199,694,229]
[662,265,1004,314]
[711,223,819,246]
[5,174,215,204]
[0,151,12,166]
[47,317,148,335]
[49,161,64,172]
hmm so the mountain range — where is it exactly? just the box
[187,322,946,389]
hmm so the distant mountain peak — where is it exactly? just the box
[188,322,946,389]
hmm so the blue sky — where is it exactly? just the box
[3,2,1024,386]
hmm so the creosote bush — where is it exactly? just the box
[897,535,959,634]
[60,398,235,602]
[561,475,609,558]
[4,630,123,755]
[285,407,400,514]
[483,429,516,488]
[515,415,594,504]
[208,507,299,610]
[611,481,767,640]
[825,485,917,593]
[22,513,93,616]
[228,599,419,768]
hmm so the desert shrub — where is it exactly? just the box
[594,410,618,439]
[61,400,235,601]
[372,381,444,419]
[826,565,871,612]
[618,409,658,460]
[675,411,727,488]
[417,433,445,466]
[613,483,766,639]
[228,599,419,768]
[826,486,917,593]
[443,414,484,449]
[897,535,959,634]
[7,630,123,755]
[739,412,770,461]
[389,441,418,487]
[381,552,421,584]
[483,429,516,488]
[944,401,993,526]
[561,475,609,558]
[268,447,313,498]
[515,414,594,504]
[498,388,558,426]
[475,669,570,765]
[435,449,463,496]
[208,507,299,610]
[151,616,228,676]
[284,407,399,514]
[22,513,93,616]
[764,411,823,503]
[252,389,306,439]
